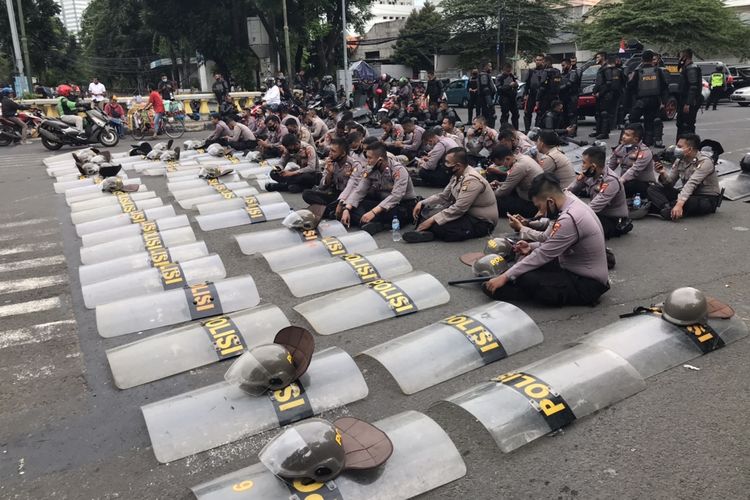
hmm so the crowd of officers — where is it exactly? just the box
[200,55,722,309]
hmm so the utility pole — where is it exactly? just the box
[15,0,32,91]
[281,0,293,79]
[341,0,350,101]
[496,2,502,70]
[4,0,25,92]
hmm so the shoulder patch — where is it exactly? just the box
[393,169,401,180]
[599,182,609,193]
[550,222,562,237]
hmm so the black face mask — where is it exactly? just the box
[583,167,597,178]
[678,58,686,69]
[546,200,560,220]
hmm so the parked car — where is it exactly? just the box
[444,78,524,109]
[730,86,750,107]
[728,65,750,89]
[695,61,734,98]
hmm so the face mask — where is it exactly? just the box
[546,199,560,220]
[583,167,597,178]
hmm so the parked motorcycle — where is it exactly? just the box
[0,117,23,146]
[38,107,119,150]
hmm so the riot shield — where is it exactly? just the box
[70,197,165,225]
[238,165,273,179]
[263,232,378,273]
[80,214,189,247]
[195,192,286,215]
[82,254,226,308]
[441,344,645,453]
[63,178,141,199]
[195,202,291,231]
[235,221,348,255]
[294,271,450,335]
[65,184,147,206]
[141,346,368,463]
[171,181,251,201]
[167,174,241,192]
[96,275,260,338]
[177,188,263,210]
[75,205,176,237]
[106,305,291,389]
[69,191,157,213]
[191,411,466,500]
[279,249,413,297]
[361,302,544,394]
[79,241,208,286]
[719,172,750,201]
[576,313,749,378]
[80,226,196,265]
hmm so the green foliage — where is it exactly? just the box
[576,0,750,58]
[392,2,449,71]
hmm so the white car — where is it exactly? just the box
[730,86,750,107]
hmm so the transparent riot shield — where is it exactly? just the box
[70,197,165,225]
[75,205,176,237]
[263,232,378,273]
[80,226,196,265]
[362,302,544,394]
[171,181,251,201]
[66,184,148,206]
[167,174,241,192]
[195,202,291,231]
[63,178,141,198]
[234,221,348,255]
[106,305,291,389]
[80,214,189,247]
[195,192,286,215]
[177,187,263,210]
[69,191,157,213]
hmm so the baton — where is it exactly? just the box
[448,276,492,286]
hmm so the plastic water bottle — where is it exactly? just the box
[633,193,642,209]
[391,215,402,242]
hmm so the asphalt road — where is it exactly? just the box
[1,103,749,500]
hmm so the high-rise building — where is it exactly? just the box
[365,0,415,31]
[54,0,91,35]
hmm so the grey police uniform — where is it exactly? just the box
[568,167,631,239]
[538,147,577,188]
[494,154,544,219]
[647,152,721,218]
[607,142,655,197]
[346,158,417,228]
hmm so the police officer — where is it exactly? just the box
[466,116,499,152]
[393,118,425,159]
[490,145,545,218]
[675,48,702,140]
[523,54,546,132]
[267,134,320,192]
[483,173,610,306]
[606,123,655,198]
[415,127,460,187]
[559,57,580,130]
[258,115,289,158]
[302,137,361,217]
[705,65,725,111]
[647,133,721,220]
[536,55,562,127]
[627,50,669,147]
[341,141,417,234]
[497,63,520,130]
[405,148,498,242]
[592,54,625,140]
[568,146,631,239]
[535,130,577,188]
[478,63,497,127]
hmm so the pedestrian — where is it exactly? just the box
[648,133,721,220]
[88,77,107,109]
[467,69,480,123]
[591,53,625,140]
[266,134,320,193]
[404,148,498,243]
[568,146,632,239]
[478,63,497,127]
[705,64,725,111]
[144,84,165,139]
[536,55,562,127]
[497,63,520,130]
[483,173,610,306]
[340,141,418,235]
[158,75,174,101]
[523,54,546,132]
[675,48,702,140]
[103,96,126,138]
[559,57,580,131]
[1,87,30,144]
[490,144,545,218]
[212,73,230,103]
[607,123,655,198]
[627,50,668,147]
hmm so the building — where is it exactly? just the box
[365,0,415,31]
[54,0,91,35]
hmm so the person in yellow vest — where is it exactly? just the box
[705,66,725,111]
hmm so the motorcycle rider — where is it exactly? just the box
[321,75,337,106]
[559,57,580,130]
[1,87,30,144]
[523,54,546,132]
[397,77,413,107]
[373,74,390,109]
[56,85,85,136]
[497,63,519,130]
[627,49,669,147]
[263,77,282,110]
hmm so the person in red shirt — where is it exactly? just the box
[103,96,127,137]
[144,84,165,138]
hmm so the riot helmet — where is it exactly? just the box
[206,143,225,157]
[661,287,708,326]
[472,254,509,277]
[741,152,750,173]
[483,237,513,257]
[282,209,318,230]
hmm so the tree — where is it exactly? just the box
[576,0,750,58]
[392,2,449,72]
[440,0,569,68]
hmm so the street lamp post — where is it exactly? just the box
[4,0,26,92]
[281,0,294,79]
[341,0,350,102]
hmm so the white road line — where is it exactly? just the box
[0,242,61,256]
[0,297,61,318]
[0,275,67,294]
[0,255,66,273]
[0,319,76,349]
[0,218,53,229]
[0,227,58,242]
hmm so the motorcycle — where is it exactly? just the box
[0,117,23,146]
[39,106,119,150]
[17,108,44,138]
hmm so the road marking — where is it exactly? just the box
[0,297,61,318]
[0,242,61,256]
[0,227,59,242]
[0,319,76,349]
[0,255,66,273]
[0,218,54,229]
[0,275,67,294]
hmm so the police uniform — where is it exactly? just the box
[418,136,460,187]
[467,127,498,151]
[401,125,425,158]
[593,64,625,138]
[647,152,721,217]
[560,66,580,128]
[484,193,610,306]
[261,123,289,158]
[523,66,547,131]
[568,167,630,239]
[538,147,577,188]
[269,142,320,192]
[628,63,669,146]
[536,65,562,127]
[516,217,553,243]
[346,158,417,228]
[308,116,329,142]
[706,71,725,111]
[303,154,362,215]
[676,62,703,139]
[478,69,497,127]
[494,154,544,218]
[498,72,520,129]
[420,166,499,241]
[607,142,655,197]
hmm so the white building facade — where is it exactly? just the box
[55,0,91,35]
[365,0,415,31]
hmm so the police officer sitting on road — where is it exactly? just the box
[466,115,498,152]
[490,145,545,219]
[258,115,289,158]
[627,50,669,147]
[392,118,425,159]
[442,115,464,144]
[266,134,319,193]
[607,123,655,198]
[647,133,721,220]
[380,118,405,150]
[341,141,417,235]
[535,130,577,188]
[302,137,361,217]
[497,124,534,155]
[404,148,498,243]
[483,173,610,306]
[569,146,632,239]
[413,127,460,187]
[540,100,578,141]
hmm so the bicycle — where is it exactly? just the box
[131,109,185,140]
